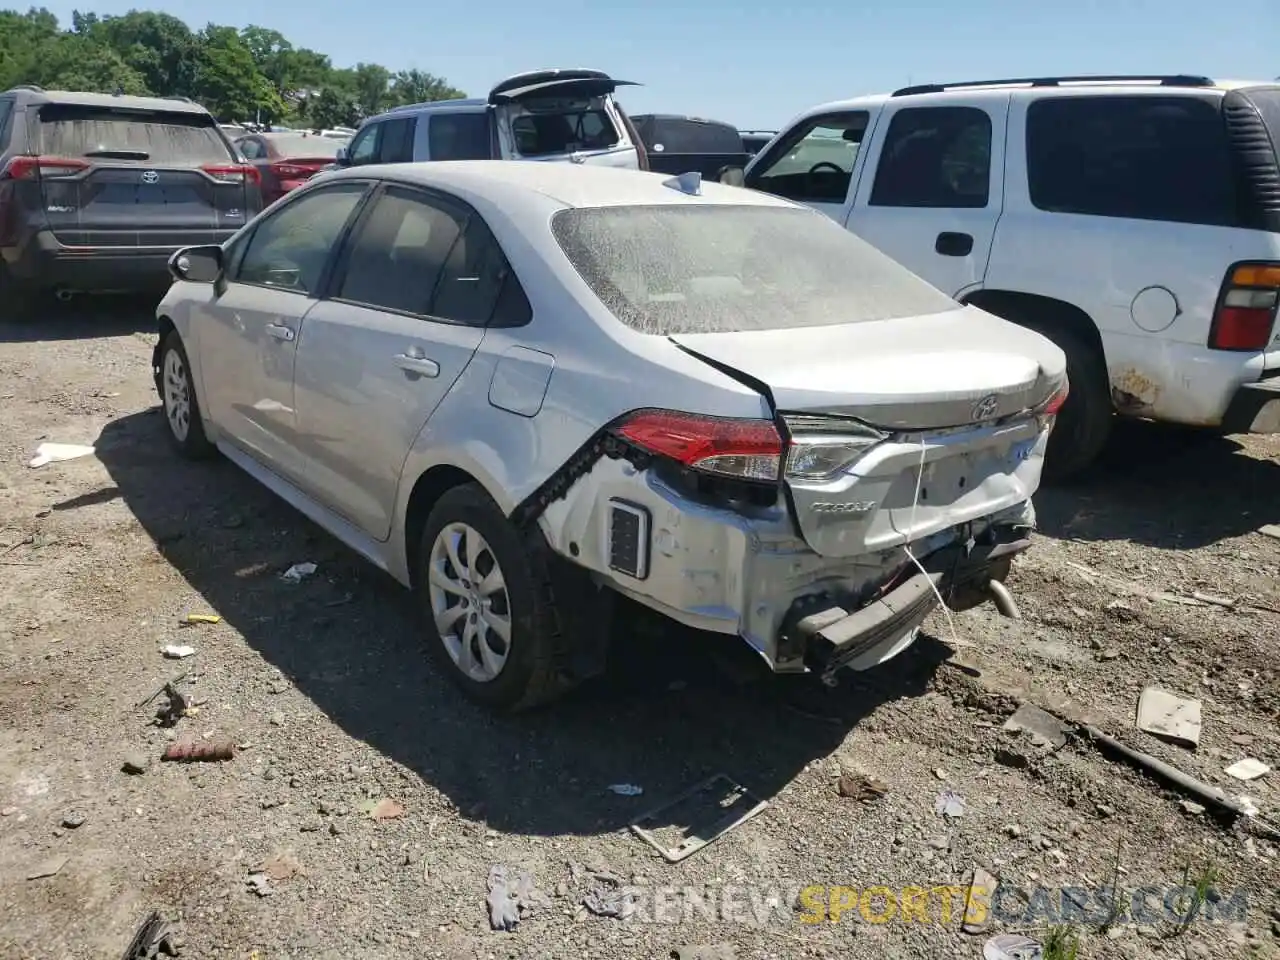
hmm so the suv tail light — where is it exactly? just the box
[1210,263,1280,351]
[269,162,322,179]
[2,156,89,180]
[202,163,261,185]
[1035,379,1069,432]
[613,409,783,482]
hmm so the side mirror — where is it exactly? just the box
[717,166,746,188]
[169,244,224,284]
[333,146,350,166]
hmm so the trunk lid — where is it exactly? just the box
[670,305,1066,557]
[492,68,641,169]
[34,103,250,247]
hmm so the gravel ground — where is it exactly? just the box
[2,303,1280,960]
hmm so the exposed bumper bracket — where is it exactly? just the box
[1221,375,1280,434]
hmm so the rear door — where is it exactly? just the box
[33,102,252,247]
[846,98,1007,299]
[292,184,510,539]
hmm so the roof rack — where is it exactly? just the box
[891,74,1215,98]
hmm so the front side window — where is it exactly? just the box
[870,106,992,209]
[552,204,958,336]
[428,113,492,160]
[346,123,380,165]
[747,112,868,204]
[236,183,367,294]
[1026,95,1235,226]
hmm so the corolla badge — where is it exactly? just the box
[140,170,160,184]
[811,501,877,516]
[971,393,1000,421]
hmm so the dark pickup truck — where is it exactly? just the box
[630,114,749,180]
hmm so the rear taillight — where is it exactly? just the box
[613,409,783,482]
[782,415,886,482]
[1,155,89,180]
[202,164,260,186]
[1036,379,1069,433]
[269,162,321,179]
[1210,263,1280,351]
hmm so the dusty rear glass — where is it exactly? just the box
[37,105,234,164]
[552,204,958,335]
[265,135,344,158]
[634,117,744,154]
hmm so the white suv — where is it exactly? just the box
[734,75,1280,478]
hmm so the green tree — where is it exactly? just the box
[306,87,359,129]
[191,24,285,122]
[389,69,464,107]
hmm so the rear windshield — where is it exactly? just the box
[265,135,344,158]
[552,204,958,336]
[37,105,233,164]
[511,101,619,156]
[635,117,744,155]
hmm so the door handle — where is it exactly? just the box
[935,232,974,257]
[394,353,440,378]
[265,322,295,342]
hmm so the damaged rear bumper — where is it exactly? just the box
[785,527,1031,682]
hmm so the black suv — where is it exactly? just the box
[0,86,261,319]
[630,114,750,180]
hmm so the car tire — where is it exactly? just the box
[156,330,216,459]
[1026,323,1113,483]
[0,263,39,324]
[416,483,575,712]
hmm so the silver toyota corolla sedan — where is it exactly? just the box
[152,161,1067,711]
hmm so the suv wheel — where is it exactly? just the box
[1029,324,1112,482]
[157,330,216,459]
[416,483,575,711]
[0,263,39,324]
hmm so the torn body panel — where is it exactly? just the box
[536,443,1036,674]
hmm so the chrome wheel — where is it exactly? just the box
[162,348,191,443]
[427,521,513,682]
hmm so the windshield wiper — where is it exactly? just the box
[83,149,151,160]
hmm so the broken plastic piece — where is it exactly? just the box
[162,740,236,762]
[935,789,966,819]
[28,442,95,468]
[1225,758,1270,781]
[486,864,547,930]
[984,933,1042,960]
[1136,687,1202,748]
[162,645,196,659]
[280,562,317,584]
[629,773,768,863]
[181,613,221,626]
[1002,703,1070,750]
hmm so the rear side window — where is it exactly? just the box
[36,105,234,163]
[1026,96,1236,227]
[511,102,619,156]
[870,106,992,209]
[0,99,13,143]
[428,113,492,160]
[378,117,416,164]
[635,117,744,155]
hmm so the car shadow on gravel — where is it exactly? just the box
[1035,418,1280,550]
[96,409,952,838]
[0,294,160,344]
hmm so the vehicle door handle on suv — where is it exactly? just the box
[935,232,974,257]
[265,323,296,342]
[394,351,440,379]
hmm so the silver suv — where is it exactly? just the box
[333,68,646,171]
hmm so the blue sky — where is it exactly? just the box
[39,0,1280,129]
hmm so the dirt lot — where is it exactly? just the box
[2,303,1279,960]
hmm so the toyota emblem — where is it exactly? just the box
[140,170,159,184]
[971,393,1000,421]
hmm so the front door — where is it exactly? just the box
[845,99,1008,299]
[743,110,874,222]
[194,181,370,483]
[291,184,513,540]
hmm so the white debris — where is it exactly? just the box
[28,443,96,468]
[1224,758,1270,781]
[162,645,197,659]
[280,562,317,584]
[1135,687,1202,748]
[606,784,643,797]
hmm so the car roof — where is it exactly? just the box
[6,89,210,114]
[790,76,1276,121]
[376,98,488,120]
[321,160,797,210]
